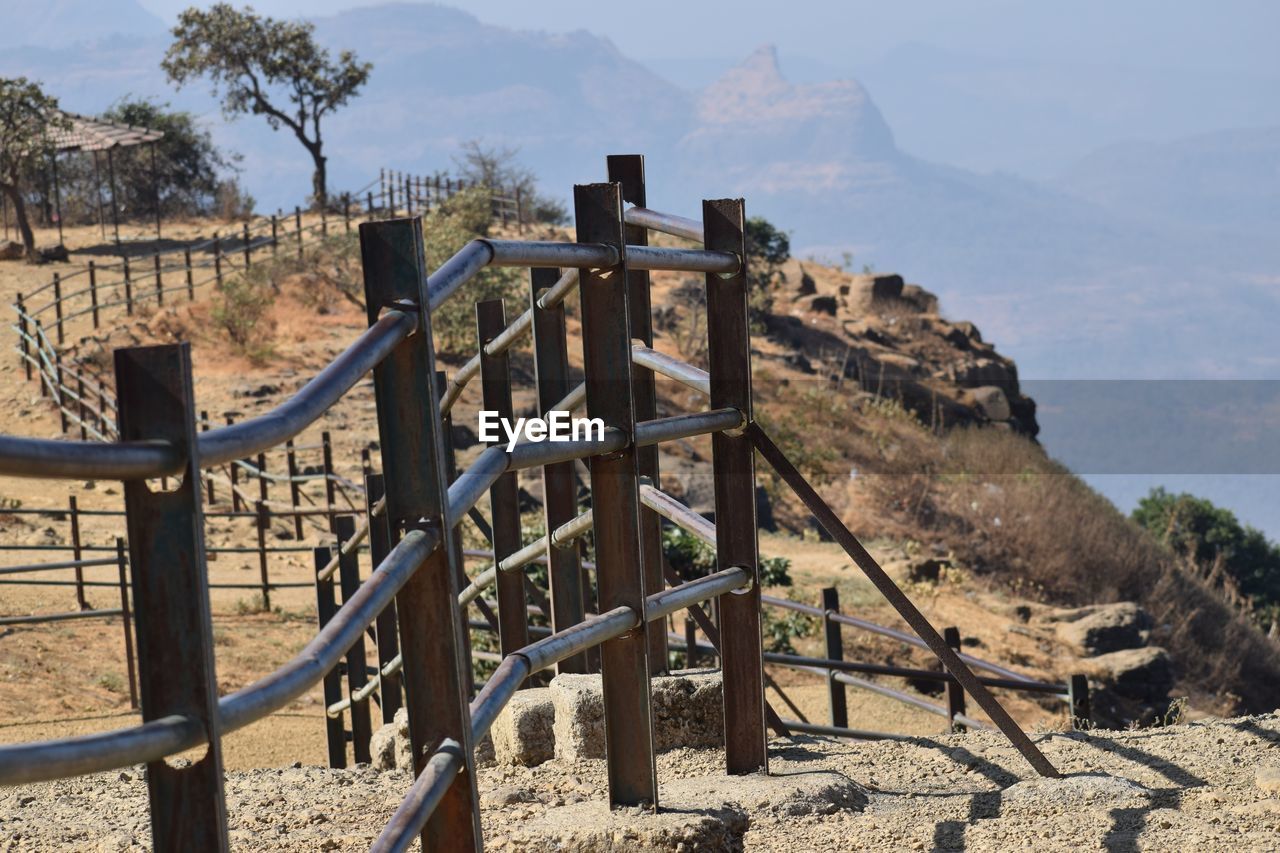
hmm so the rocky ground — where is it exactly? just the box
[2,712,1277,851]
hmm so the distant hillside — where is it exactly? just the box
[0,0,164,50]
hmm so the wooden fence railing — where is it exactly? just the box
[0,155,1071,852]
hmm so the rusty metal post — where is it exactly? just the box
[213,235,223,288]
[54,351,69,434]
[704,197,768,774]
[114,342,229,851]
[255,492,271,611]
[1069,674,1091,730]
[404,174,413,216]
[314,545,347,768]
[295,206,303,260]
[76,372,87,440]
[367,191,375,219]
[89,262,100,328]
[123,257,133,315]
[285,439,304,539]
[366,471,402,723]
[200,411,214,505]
[184,249,194,301]
[945,626,967,731]
[335,514,373,763]
[322,430,337,532]
[685,617,698,668]
[360,216,481,848]
[16,295,31,381]
[271,213,279,256]
[437,370,485,679]
[53,272,64,345]
[154,254,164,306]
[822,587,848,729]
[115,537,139,709]
[477,299,530,661]
[530,267,587,673]
[575,182,658,808]
[69,496,87,610]
[226,415,241,512]
[242,222,251,268]
[608,154,668,673]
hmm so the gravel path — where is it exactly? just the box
[3,713,1278,851]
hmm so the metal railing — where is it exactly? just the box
[0,155,1065,852]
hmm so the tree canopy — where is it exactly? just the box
[1133,487,1280,622]
[161,3,371,206]
[0,77,67,261]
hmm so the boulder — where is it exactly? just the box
[847,273,904,306]
[551,670,723,761]
[955,357,1015,388]
[1053,603,1151,655]
[809,295,838,316]
[1090,646,1174,704]
[969,386,1012,421]
[369,707,411,772]
[491,687,555,766]
[899,284,939,314]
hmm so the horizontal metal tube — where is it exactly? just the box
[0,435,176,480]
[631,344,711,395]
[644,567,748,624]
[222,527,438,731]
[761,652,1066,695]
[0,714,203,786]
[0,608,123,626]
[779,719,911,742]
[628,245,739,274]
[426,240,493,310]
[623,206,704,243]
[468,656,532,742]
[518,606,637,675]
[832,670,958,721]
[370,738,466,853]
[551,509,594,548]
[484,239,618,270]
[0,528,438,786]
[0,557,119,575]
[639,484,716,547]
[759,594,1034,683]
[445,446,509,527]
[535,269,580,309]
[199,310,416,467]
[635,407,742,447]
[485,307,533,356]
[506,428,628,470]
[550,381,586,414]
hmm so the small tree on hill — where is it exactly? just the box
[162,3,371,208]
[0,78,67,262]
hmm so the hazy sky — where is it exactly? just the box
[136,0,1279,76]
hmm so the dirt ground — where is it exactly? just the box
[2,712,1277,850]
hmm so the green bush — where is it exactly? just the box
[661,523,792,586]
[212,268,275,361]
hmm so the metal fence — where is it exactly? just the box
[0,154,1070,852]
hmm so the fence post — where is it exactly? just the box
[225,415,241,512]
[703,196,768,774]
[404,174,413,216]
[608,154,668,674]
[16,294,32,380]
[242,222,251,268]
[75,371,87,439]
[575,182,658,807]
[515,186,524,232]
[334,514,373,762]
[52,272,64,345]
[366,471,402,723]
[320,203,328,238]
[321,430,336,532]
[213,235,222,288]
[344,194,351,233]
[821,587,848,729]
[255,452,272,610]
[295,206,303,260]
[34,320,47,398]
[54,351,69,434]
[366,191,375,220]
[1069,674,1091,730]
[313,545,347,768]
[529,267,588,673]
[685,617,699,668]
[437,370,483,681]
[285,439,304,539]
[122,256,133,315]
[184,249,194,300]
[945,626,967,731]
[200,411,214,504]
[271,214,279,256]
[477,299,530,662]
[114,342,229,851]
[115,537,139,709]
[360,216,481,848]
[154,254,164,307]
[69,496,87,610]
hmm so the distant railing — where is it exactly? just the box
[0,155,1065,853]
